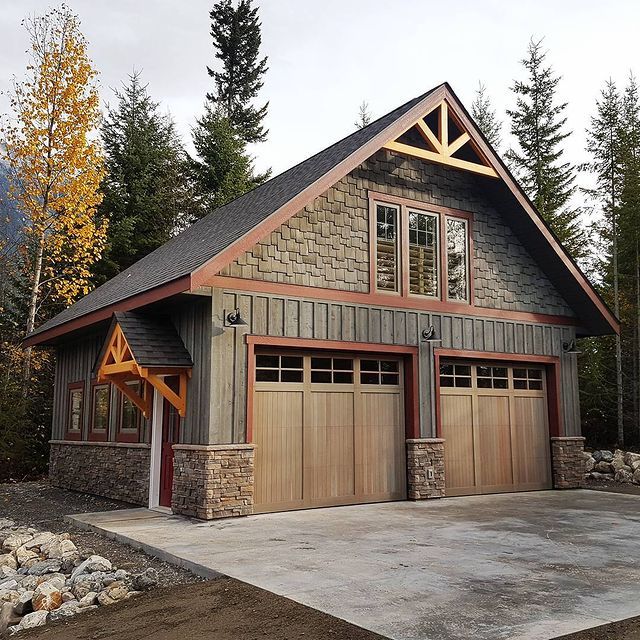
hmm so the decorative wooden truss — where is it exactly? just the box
[97,324,190,418]
[383,100,498,178]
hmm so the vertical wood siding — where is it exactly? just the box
[51,295,212,445]
[210,289,580,444]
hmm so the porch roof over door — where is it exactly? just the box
[94,312,193,418]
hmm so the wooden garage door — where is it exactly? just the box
[439,362,552,496]
[253,352,406,513]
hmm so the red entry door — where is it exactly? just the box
[159,377,180,508]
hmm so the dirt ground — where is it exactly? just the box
[3,480,640,640]
[14,578,385,640]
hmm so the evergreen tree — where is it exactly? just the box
[583,79,623,445]
[191,105,268,211]
[95,72,198,283]
[471,83,502,149]
[355,101,372,129]
[506,39,587,259]
[207,0,269,144]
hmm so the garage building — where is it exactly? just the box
[25,83,618,518]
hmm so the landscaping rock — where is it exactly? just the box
[28,559,62,576]
[71,555,112,581]
[634,469,640,485]
[78,591,97,607]
[50,605,80,622]
[0,567,17,580]
[600,450,614,462]
[0,589,20,605]
[23,532,56,551]
[615,469,634,484]
[13,590,34,616]
[11,609,49,632]
[612,450,627,472]
[0,602,21,636]
[0,554,17,571]
[33,581,63,612]
[584,453,595,473]
[2,534,33,553]
[595,461,613,474]
[131,568,159,591]
[592,450,603,462]
[15,545,38,567]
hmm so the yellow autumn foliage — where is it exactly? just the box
[2,5,106,309]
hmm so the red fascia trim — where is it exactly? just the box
[433,348,563,439]
[23,276,192,347]
[210,275,578,327]
[244,335,420,443]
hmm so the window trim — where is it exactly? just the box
[88,381,110,442]
[369,192,473,306]
[116,380,143,443]
[444,215,471,304]
[372,200,401,296]
[65,381,84,441]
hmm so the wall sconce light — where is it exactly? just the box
[562,339,581,355]
[225,309,248,328]
[421,325,442,343]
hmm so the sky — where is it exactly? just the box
[1,0,639,183]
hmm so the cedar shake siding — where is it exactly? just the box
[221,150,572,318]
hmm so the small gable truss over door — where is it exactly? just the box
[384,99,498,178]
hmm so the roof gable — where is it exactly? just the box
[25,83,618,345]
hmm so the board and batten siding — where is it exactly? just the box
[210,288,580,444]
[51,295,212,445]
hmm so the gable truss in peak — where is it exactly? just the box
[383,99,498,178]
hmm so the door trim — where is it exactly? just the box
[245,335,419,443]
[433,348,563,439]
[148,388,164,509]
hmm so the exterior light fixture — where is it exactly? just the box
[225,309,248,328]
[562,339,581,355]
[421,325,442,343]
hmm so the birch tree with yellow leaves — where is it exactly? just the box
[1,5,107,385]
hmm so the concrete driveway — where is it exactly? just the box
[70,490,640,640]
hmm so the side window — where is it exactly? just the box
[117,381,142,441]
[375,203,399,292]
[90,383,110,439]
[408,210,438,297]
[446,217,469,301]
[67,384,84,438]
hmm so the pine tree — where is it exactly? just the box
[207,0,269,144]
[355,101,372,129]
[617,75,640,445]
[506,39,587,259]
[94,72,198,283]
[584,79,623,445]
[191,105,268,211]
[471,83,502,149]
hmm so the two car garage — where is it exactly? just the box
[251,348,554,513]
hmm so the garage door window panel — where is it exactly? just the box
[439,363,471,388]
[256,353,303,383]
[311,357,354,384]
[361,359,400,386]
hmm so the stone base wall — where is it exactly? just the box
[172,444,255,519]
[49,441,150,505]
[551,437,585,489]
[406,438,445,499]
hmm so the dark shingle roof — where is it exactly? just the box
[112,311,192,368]
[29,86,439,341]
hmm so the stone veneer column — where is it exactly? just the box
[171,444,255,519]
[550,437,585,489]
[406,438,445,499]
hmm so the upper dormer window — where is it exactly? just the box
[371,195,471,304]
